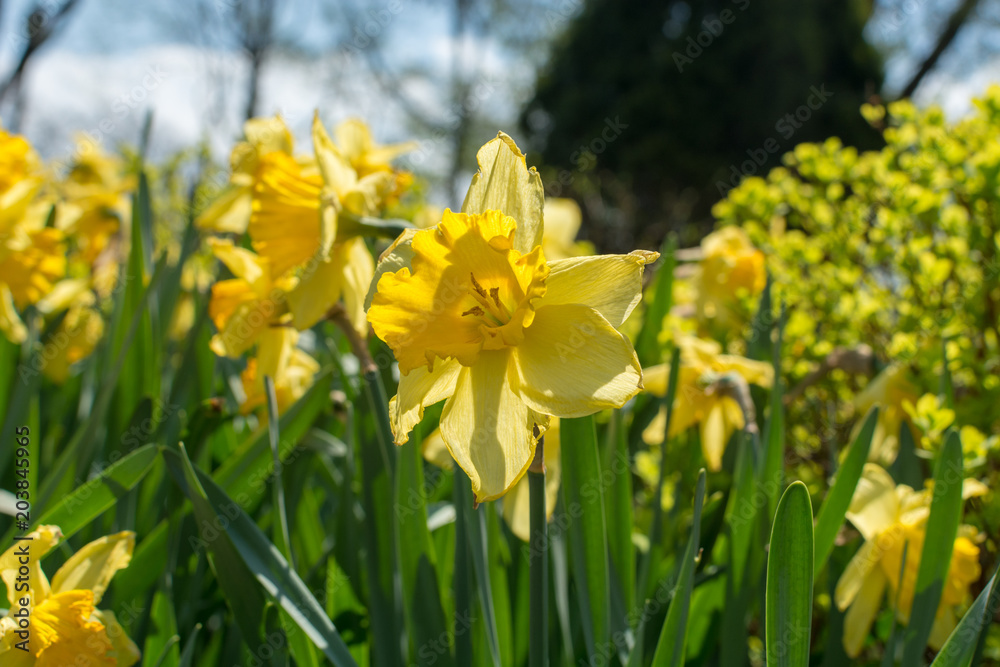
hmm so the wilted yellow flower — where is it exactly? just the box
[196,115,295,233]
[0,526,140,666]
[853,364,920,463]
[368,133,655,502]
[542,198,592,260]
[835,464,985,657]
[206,238,294,358]
[642,335,772,470]
[240,326,320,415]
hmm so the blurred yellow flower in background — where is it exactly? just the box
[206,238,293,358]
[642,335,772,470]
[196,115,295,234]
[0,526,140,666]
[853,364,920,463]
[334,118,416,178]
[541,197,593,260]
[835,464,986,657]
[239,326,320,415]
[369,133,654,502]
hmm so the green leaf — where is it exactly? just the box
[396,436,453,667]
[459,474,502,667]
[143,584,180,667]
[766,481,814,667]
[813,407,878,577]
[560,414,610,660]
[930,564,1000,666]
[720,432,758,667]
[760,302,787,530]
[605,409,635,616]
[32,444,158,541]
[650,469,706,667]
[163,445,360,666]
[636,236,676,366]
[902,432,964,664]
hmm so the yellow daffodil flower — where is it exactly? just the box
[368,133,655,502]
[196,115,295,233]
[853,364,920,463]
[685,227,766,330]
[423,417,562,542]
[56,138,133,265]
[0,526,140,666]
[239,326,320,415]
[249,114,384,334]
[334,118,415,178]
[0,127,44,232]
[835,464,986,657]
[642,335,772,470]
[207,238,294,358]
[542,198,593,260]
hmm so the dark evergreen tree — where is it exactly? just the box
[521,0,884,250]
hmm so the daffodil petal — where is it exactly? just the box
[0,284,27,344]
[846,463,900,541]
[421,428,455,470]
[0,525,61,609]
[208,238,267,288]
[244,114,294,154]
[50,531,134,605]
[642,363,670,397]
[540,251,658,328]
[195,184,252,233]
[364,228,416,310]
[312,113,358,198]
[340,236,375,336]
[94,609,141,667]
[461,132,543,256]
[842,567,886,658]
[510,304,641,418]
[391,358,461,444]
[287,256,346,331]
[835,538,877,610]
[700,399,729,471]
[440,350,538,503]
[502,418,562,542]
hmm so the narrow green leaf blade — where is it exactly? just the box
[813,407,878,576]
[902,432,964,664]
[766,481,814,667]
[32,444,158,540]
[650,469,706,667]
[560,414,611,660]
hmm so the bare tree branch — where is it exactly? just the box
[897,0,981,99]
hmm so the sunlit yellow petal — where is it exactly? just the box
[835,538,878,610]
[340,236,375,336]
[390,358,461,445]
[540,251,658,328]
[846,463,900,541]
[93,609,140,667]
[439,349,538,503]
[195,184,252,233]
[700,399,728,471]
[842,568,886,658]
[0,525,61,609]
[461,132,543,256]
[50,531,134,605]
[511,304,642,417]
[0,284,27,344]
[422,428,455,470]
[32,589,114,665]
[503,418,561,542]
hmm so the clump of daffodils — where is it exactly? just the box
[367,133,656,502]
[200,114,415,416]
[0,526,139,666]
[835,464,986,657]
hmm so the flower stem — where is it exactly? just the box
[529,436,548,667]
